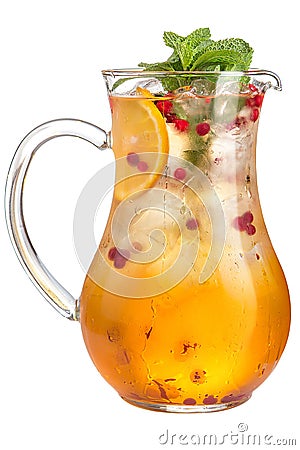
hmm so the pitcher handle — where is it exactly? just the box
[5,119,110,321]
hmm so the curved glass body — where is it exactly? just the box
[79,71,290,412]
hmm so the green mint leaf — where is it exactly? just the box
[184,27,211,50]
[163,31,189,69]
[164,28,212,70]
[178,28,210,70]
[191,39,214,64]
[192,49,245,70]
[167,51,184,70]
[163,31,185,50]
[191,38,253,71]
[178,43,194,70]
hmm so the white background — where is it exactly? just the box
[1,1,299,449]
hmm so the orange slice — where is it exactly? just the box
[111,88,169,202]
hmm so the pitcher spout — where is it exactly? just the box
[248,69,282,92]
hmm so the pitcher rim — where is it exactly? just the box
[102,68,282,91]
[103,68,270,76]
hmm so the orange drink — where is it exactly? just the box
[80,76,290,411]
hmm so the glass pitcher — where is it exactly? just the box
[5,69,290,412]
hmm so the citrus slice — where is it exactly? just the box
[111,88,169,202]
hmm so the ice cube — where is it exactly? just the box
[251,79,271,93]
[136,78,164,94]
[211,94,246,124]
[214,79,241,95]
[191,78,216,96]
[120,78,164,96]
[173,85,195,96]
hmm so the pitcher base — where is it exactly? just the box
[121,394,251,413]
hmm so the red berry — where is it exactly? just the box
[137,161,148,172]
[232,216,247,232]
[113,255,126,269]
[246,97,256,108]
[183,398,197,405]
[247,94,263,109]
[113,248,130,269]
[165,113,177,123]
[186,218,198,230]
[174,167,186,180]
[108,247,117,261]
[246,224,256,236]
[242,210,254,224]
[196,122,210,136]
[155,100,164,112]
[126,152,139,166]
[250,108,259,122]
[205,97,211,104]
[156,100,173,116]
[233,211,256,235]
[254,94,264,107]
[249,83,258,92]
[174,119,189,132]
[203,395,218,405]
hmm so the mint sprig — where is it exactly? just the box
[138,27,253,76]
[162,28,212,70]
